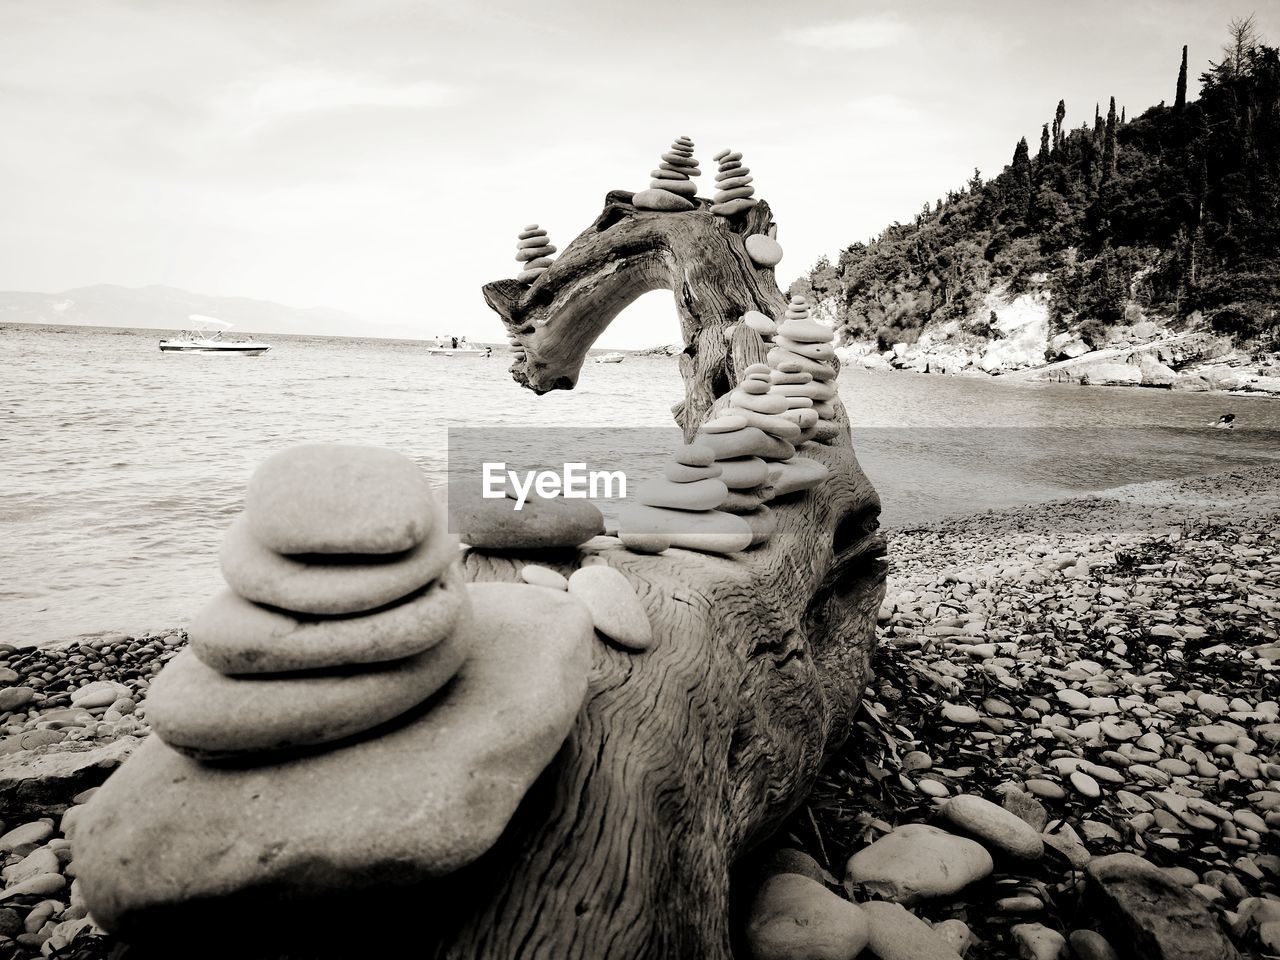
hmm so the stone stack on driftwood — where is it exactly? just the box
[618,440,751,555]
[514,224,556,284]
[710,148,757,217]
[146,444,472,760]
[770,295,840,444]
[633,137,700,212]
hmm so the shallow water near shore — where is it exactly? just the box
[3,323,1279,645]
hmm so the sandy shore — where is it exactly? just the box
[2,466,1279,957]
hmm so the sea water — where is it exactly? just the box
[3,323,1278,645]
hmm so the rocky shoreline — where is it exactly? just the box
[3,466,1279,957]
[838,311,1280,398]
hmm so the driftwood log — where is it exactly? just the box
[115,193,885,960]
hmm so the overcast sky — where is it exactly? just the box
[0,0,1268,345]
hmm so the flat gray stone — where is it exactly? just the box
[768,457,830,498]
[147,624,471,757]
[453,491,604,550]
[632,189,695,212]
[0,737,141,817]
[220,510,457,615]
[189,566,468,674]
[845,823,992,904]
[942,793,1045,860]
[745,234,783,267]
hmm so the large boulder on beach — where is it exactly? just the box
[74,583,594,934]
[1085,853,1241,960]
[844,823,992,904]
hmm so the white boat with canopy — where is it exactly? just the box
[159,316,271,356]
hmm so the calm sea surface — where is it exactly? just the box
[3,323,1279,646]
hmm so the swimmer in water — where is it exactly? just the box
[1215,413,1236,429]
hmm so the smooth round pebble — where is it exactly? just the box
[567,566,653,651]
[520,565,568,590]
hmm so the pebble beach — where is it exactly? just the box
[3,464,1280,958]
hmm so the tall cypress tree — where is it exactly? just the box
[1175,44,1189,109]
[1038,124,1051,165]
[1008,137,1032,220]
[1102,97,1118,180]
[1052,99,1066,152]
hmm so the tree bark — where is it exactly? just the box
[483,193,790,437]
[426,454,884,958]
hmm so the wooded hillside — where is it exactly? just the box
[797,19,1280,355]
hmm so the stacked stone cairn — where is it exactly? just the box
[75,442,601,927]
[678,363,789,547]
[148,443,473,759]
[710,148,758,217]
[769,295,841,446]
[618,440,752,556]
[514,224,556,284]
[632,137,699,212]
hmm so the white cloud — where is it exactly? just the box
[784,15,910,51]
[218,66,455,133]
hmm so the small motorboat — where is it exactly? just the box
[593,352,625,364]
[424,341,491,357]
[159,316,270,356]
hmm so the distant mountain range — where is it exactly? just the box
[0,284,364,337]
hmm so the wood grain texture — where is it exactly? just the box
[483,192,792,437]
[431,441,885,959]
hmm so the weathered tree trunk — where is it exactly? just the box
[483,192,789,437]
[113,190,885,960]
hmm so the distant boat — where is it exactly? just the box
[425,342,491,357]
[594,353,625,364]
[159,316,270,356]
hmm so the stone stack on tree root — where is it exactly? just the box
[710,148,758,217]
[514,225,556,285]
[770,295,840,445]
[633,137,700,212]
[618,440,751,555]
